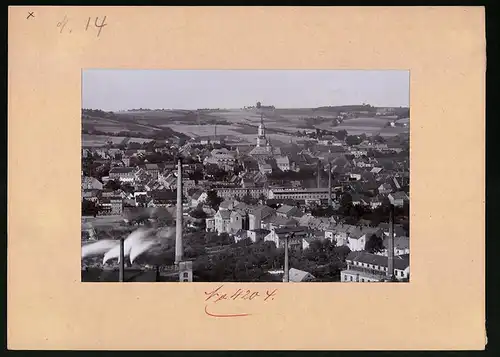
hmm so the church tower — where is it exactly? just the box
[257,113,267,147]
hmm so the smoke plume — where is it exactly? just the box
[82,240,119,259]
[102,228,156,265]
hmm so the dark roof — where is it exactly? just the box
[192,190,205,200]
[217,210,232,220]
[249,228,271,234]
[249,205,275,218]
[274,227,307,236]
[383,236,410,250]
[275,205,303,218]
[266,198,305,206]
[150,190,177,201]
[346,251,409,270]
[235,229,247,238]
[378,223,407,237]
[289,268,315,282]
[348,227,382,239]
[145,163,159,170]
[390,191,409,200]
[109,167,135,174]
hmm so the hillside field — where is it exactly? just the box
[82,108,409,145]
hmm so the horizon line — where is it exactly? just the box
[82,104,410,112]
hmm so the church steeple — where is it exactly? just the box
[257,113,267,147]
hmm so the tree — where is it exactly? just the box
[338,193,353,216]
[104,179,121,191]
[373,135,386,144]
[365,234,384,253]
[190,207,207,220]
[333,129,348,141]
[121,183,135,194]
[82,199,99,217]
[218,232,232,246]
[311,205,335,217]
[241,193,257,205]
[127,142,142,150]
[346,135,362,146]
[94,163,110,181]
[206,190,223,210]
[189,170,204,184]
[129,155,145,167]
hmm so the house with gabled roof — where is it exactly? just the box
[378,222,407,238]
[233,229,248,243]
[289,268,316,282]
[378,182,394,195]
[144,163,160,178]
[109,167,136,183]
[370,167,383,175]
[248,205,276,230]
[276,204,304,219]
[347,226,383,252]
[214,209,232,234]
[230,208,250,234]
[388,191,409,207]
[81,176,104,191]
[147,190,177,208]
[379,236,410,256]
[219,199,237,211]
[262,215,298,231]
[328,223,358,246]
[264,227,307,251]
[275,156,290,171]
[190,189,207,208]
[247,228,270,243]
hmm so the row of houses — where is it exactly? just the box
[211,185,408,208]
[204,199,409,256]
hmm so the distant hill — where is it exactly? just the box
[316,104,376,112]
[81,109,189,140]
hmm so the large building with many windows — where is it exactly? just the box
[268,187,333,201]
[340,251,410,282]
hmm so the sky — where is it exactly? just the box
[82,70,409,111]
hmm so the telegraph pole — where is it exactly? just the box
[328,162,332,207]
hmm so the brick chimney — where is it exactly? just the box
[387,204,395,280]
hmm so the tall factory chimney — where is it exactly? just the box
[175,158,184,265]
[119,237,125,282]
[283,235,290,282]
[328,162,332,207]
[387,204,395,281]
[317,163,321,188]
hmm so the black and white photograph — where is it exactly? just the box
[81,69,410,283]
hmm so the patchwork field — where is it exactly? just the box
[82,134,153,147]
[314,117,409,137]
[82,108,409,144]
[82,116,162,134]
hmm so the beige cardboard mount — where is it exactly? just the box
[8,6,485,350]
